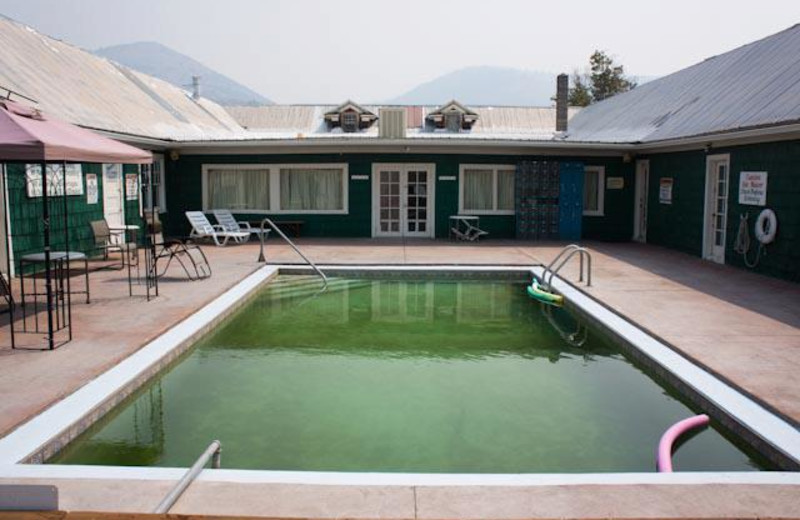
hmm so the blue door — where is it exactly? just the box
[559,162,584,240]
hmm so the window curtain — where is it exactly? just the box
[280,168,343,210]
[497,169,515,211]
[463,169,493,210]
[583,171,599,211]
[207,168,269,210]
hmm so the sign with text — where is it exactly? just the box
[659,177,673,204]
[606,177,624,190]
[25,164,84,197]
[125,173,139,200]
[86,174,98,204]
[738,171,767,206]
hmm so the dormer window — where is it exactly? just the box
[324,100,377,132]
[341,111,358,133]
[426,100,479,132]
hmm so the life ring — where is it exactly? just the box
[754,209,777,244]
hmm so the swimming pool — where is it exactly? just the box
[49,275,768,472]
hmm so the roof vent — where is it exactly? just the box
[379,108,407,139]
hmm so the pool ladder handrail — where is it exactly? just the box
[541,244,592,291]
[257,217,328,290]
[154,440,221,514]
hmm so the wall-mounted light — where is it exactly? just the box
[169,150,180,161]
[704,143,713,153]
[622,153,633,163]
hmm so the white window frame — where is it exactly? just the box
[458,164,516,215]
[583,166,605,217]
[142,154,167,213]
[201,163,349,215]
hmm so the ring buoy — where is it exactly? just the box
[754,209,777,244]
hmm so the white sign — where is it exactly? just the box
[125,173,139,200]
[738,171,767,206]
[606,177,624,190]
[86,174,98,204]
[25,164,84,197]
[659,178,673,204]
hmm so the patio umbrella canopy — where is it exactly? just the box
[0,99,152,164]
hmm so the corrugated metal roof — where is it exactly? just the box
[0,16,245,142]
[224,104,580,141]
[567,24,800,143]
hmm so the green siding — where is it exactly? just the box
[164,153,632,242]
[5,163,142,273]
[580,158,635,241]
[644,140,800,282]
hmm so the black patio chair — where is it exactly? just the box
[146,213,211,281]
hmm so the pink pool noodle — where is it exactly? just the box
[656,414,710,472]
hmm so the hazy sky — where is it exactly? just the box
[0,0,798,103]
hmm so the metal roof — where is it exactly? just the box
[225,105,581,141]
[566,24,800,144]
[0,16,245,142]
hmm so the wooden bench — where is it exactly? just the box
[249,220,305,238]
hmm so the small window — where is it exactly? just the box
[583,166,605,216]
[445,113,462,132]
[141,156,166,212]
[459,165,516,214]
[341,111,358,133]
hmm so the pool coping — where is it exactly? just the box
[0,264,798,489]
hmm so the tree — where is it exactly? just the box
[568,50,637,106]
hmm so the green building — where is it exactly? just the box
[0,17,798,282]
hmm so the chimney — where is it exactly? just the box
[556,73,568,132]
[191,75,201,100]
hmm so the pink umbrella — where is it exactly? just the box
[0,99,152,164]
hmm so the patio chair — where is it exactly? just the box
[146,213,211,281]
[185,211,249,246]
[90,219,137,267]
[0,273,13,315]
[213,209,270,243]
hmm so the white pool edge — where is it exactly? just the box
[0,263,797,488]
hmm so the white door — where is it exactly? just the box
[633,160,649,242]
[372,164,435,238]
[103,164,125,239]
[703,155,730,264]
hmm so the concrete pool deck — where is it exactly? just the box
[0,238,798,518]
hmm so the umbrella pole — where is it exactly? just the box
[41,162,54,350]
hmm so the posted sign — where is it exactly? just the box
[739,171,767,206]
[659,178,673,204]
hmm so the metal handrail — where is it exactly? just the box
[153,440,221,514]
[257,218,328,289]
[541,244,592,290]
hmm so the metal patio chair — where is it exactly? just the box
[146,213,211,281]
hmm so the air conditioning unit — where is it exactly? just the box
[379,108,407,139]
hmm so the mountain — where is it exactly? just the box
[387,66,656,106]
[387,67,558,106]
[95,42,272,106]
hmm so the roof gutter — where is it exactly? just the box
[631,122,800,154]
[83,126,173,150]
[175,137,635,156]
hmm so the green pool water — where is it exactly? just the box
[51,276,767,472]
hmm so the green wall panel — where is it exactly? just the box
[164,153,633,243]
[644,140,800,282]
[5,162,142,273]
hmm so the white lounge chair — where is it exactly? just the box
[185,211,249,246]
[212,209,271,243]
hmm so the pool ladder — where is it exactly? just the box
[154,440,221,514]
[540,244,592,291]
[257,217,328,290]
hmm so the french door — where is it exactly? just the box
[703,155,730,264]
[372,164,435,238]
